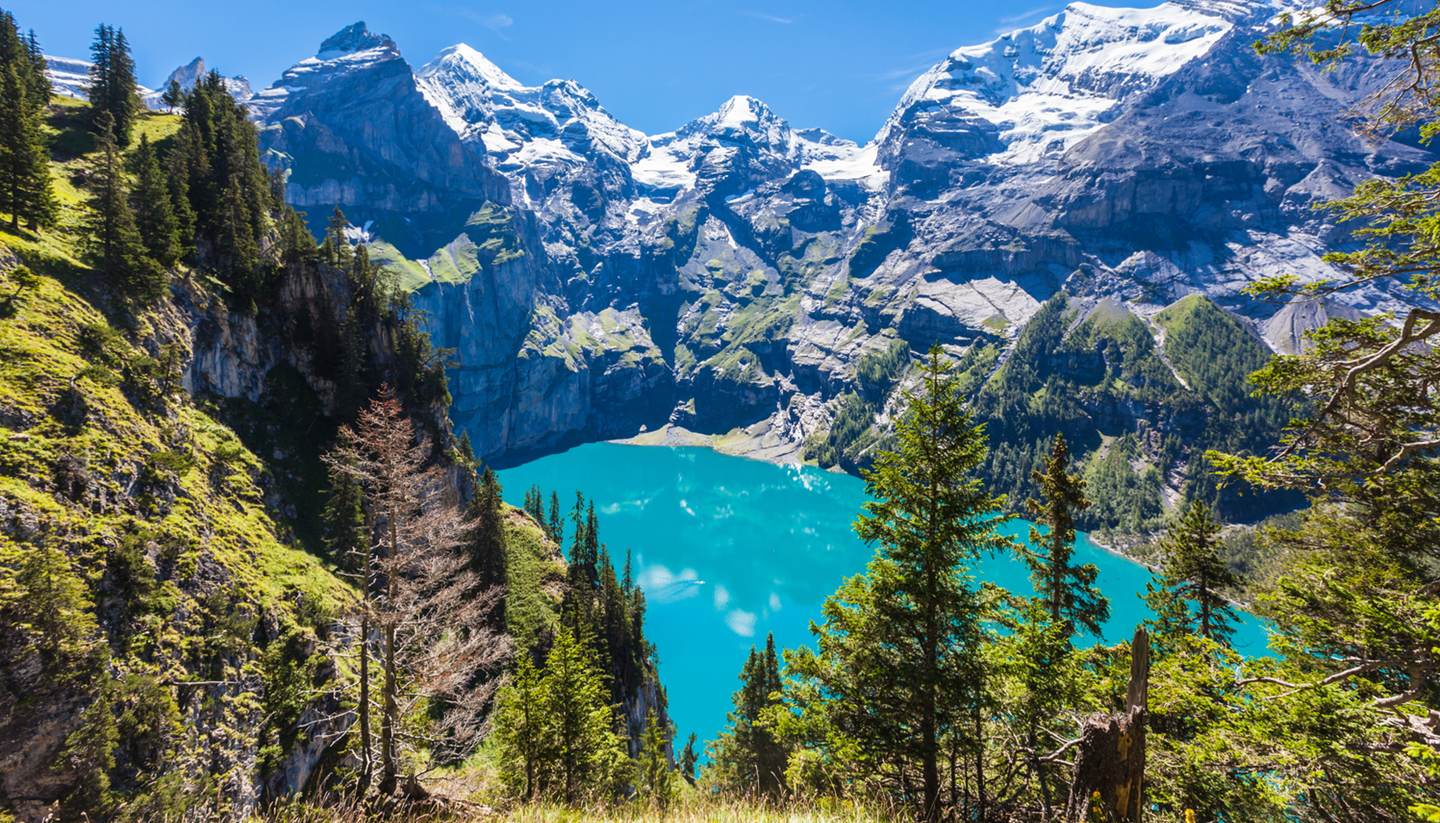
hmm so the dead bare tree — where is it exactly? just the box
[325,385,511,796]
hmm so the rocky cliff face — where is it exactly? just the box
[0,238,368,820]
[253,24,511,253]
[250,5,1429,519]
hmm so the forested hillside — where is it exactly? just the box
[0,13,666,819]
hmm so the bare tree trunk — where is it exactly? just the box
[974,701,986,822]
[948,733,959,815]
[380,619,397,794]
[922,699,940,821]
[1066,627,1149,823]
[1032,720,1053,820]
[326,386,509,799]
[357,612,372,794]
[379,516,399,795]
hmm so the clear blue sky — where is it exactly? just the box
[6,0,1138,141]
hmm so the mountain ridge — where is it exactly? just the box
[43,5,1424,530]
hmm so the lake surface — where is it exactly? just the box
[497,442,1269,748]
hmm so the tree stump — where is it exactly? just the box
[1066,627,1150,822]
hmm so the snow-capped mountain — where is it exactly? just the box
[44,54,249,109]
[878,1,1240,165]
[417,47,883,205]
[632,94,882,198]
[417,44,644,167]
[249,22,403,120]
[43,55,153,102]
[242,6,1424,483]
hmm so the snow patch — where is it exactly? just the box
[880,1,1236,164]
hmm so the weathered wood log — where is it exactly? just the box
[1066,627,1150,822]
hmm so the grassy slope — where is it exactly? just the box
[0,102,354,617]
[0,253,353,612]
[0,94,644,820]
[501,507,567,649]
[0,101,356,815]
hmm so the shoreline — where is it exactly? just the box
[610,424,1156,564]
[609,422,843,472]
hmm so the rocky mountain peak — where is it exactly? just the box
[237,0,1427,478]
[317,21,395,59]
[166,56,207,88]
[416,44,644,179]
[426,43,524,92]
[156,56,253,103]
[685,94,789,144]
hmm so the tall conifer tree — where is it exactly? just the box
[83,111,163,303]
[1024,434,1107,639]
[86,24,139,146]
[1144,501,1238,645]
[706,637,787,796]
[468,466,508,591]
[22,29,47,109]
[788,347,1009,821]
[0,11,53,231]
[636,707,674,808]
[542,626,629,803]
[131,134,181,266]
[548,491,563,544]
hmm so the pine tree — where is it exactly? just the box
[83,111,164,303]
[165,71,274,304]
[85,24,112,124]
[567,492,598,592]
[542,626,629,803]
[523,485,547,528]
[996,596,1081,818]
[468,466,508,590]
[679,732,699,786]
[348,243,377,312]
[1145,502,1238,645]
[0,12,54,231]
[334,307,368,419]
[548,491,563,544]
[322,205,351,266]
[1024,434,1107,639]
[583,501,600,586]
[707,633,787,796]
[22,29,48,110]
[323,471,368,574]
[162,146,195,259]
[789,346,1009,821]
[105,28,138,147]
[87,24,140,147]
[757,634,786,792]
[215,175,262,303]
[492,652,551,800]
[160,78,183,112]
[131,134,181,266]
[636,707,674,808]
[278,202,315,270]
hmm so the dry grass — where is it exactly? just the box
[255,795,896,823]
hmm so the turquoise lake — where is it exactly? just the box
[497,442,1270,748]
